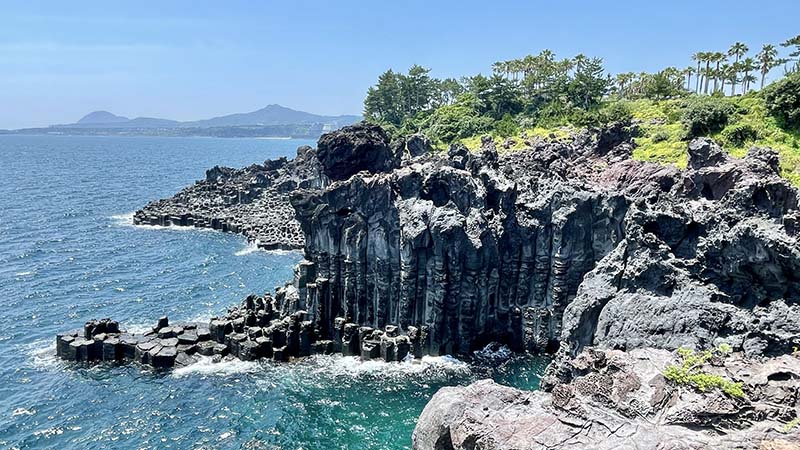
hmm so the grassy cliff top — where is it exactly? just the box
[456,96,800,186]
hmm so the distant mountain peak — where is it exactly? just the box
[77,111,130,124]
[58,105,361,131]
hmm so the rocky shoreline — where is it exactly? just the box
[57,122,800,448]
[56,295,427,368]
[413,347,800,449]
[132,144,327,251]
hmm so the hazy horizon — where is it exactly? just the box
[2,0,799,129]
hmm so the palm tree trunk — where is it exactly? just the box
[695,62,701,92]
[704,62,711,94]
[761,72,766,89]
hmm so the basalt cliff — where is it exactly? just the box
[58,122,800,448]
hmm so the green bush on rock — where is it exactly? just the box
[663,346,744,399]
[681,96,736,138]
[721,123,760,147]
[494,113,519,138]
[763,72,800,131]
[651,130,671,143]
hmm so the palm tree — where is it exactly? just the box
[757,44,779,89]
[509,59,522,81]
[698,52,712,94]
[728,42,749,64]
[727,42,748,94]
[740,57,757,93]
[692,52,703,93]
[492,61,504,77]
[711,52,727,93]
[782,34,800,73]
[719,64,738,96]
[684,66,696,91]
[614,72,634,98]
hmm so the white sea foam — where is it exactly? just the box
[234,242,261,256]
[23,339,63,371]
[109,212,134,226]
[319,354,469,377]
[473,343,513,362]
[14,271,34,277]
[172,356,261,378]
[12,407,36,417]
[172,352,471,379]
[234,241,301,257]
[110,212,212,232]
[123,322,157,335]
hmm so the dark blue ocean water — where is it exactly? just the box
[0,135,546,449]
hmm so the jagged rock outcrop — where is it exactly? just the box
[57,317,212,368]
[132,144,328,250]
[412,347,800,450]
[316,122,400,181]
[281,127,799,362]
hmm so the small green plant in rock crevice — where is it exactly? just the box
[783,416,800,433]
[663,345,744,399]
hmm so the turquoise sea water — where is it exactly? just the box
[0,135,546,449]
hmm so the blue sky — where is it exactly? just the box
[1,0,798,129]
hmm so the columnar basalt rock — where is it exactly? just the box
[57,317,212,368]
[69,123,800,367]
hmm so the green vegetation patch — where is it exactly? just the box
[663,346,744,399]
[363,37,800,185]
[783,416,800,433]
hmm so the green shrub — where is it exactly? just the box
[662,346,745,399]
[598,101,634,125]
[424,93,494,143]
[570,102,633,128]
[680,96,736,138]
[763,72,800,130]
[721,123,760,147]
[663,102,683,123]
[651,130,671,143]
[494,113,519,138]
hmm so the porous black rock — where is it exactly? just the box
[316,121,399,181]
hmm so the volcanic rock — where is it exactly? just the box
[412,348,800,450]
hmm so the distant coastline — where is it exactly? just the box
[0,124,334,139]
[0,104,361,139]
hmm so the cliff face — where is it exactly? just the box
[290,145,627,356]
[126,122,799,366]
[282,123,799,362]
